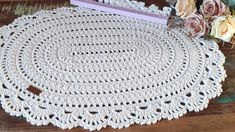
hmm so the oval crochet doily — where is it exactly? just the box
[0,7,226,131]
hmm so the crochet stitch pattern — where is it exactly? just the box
[0,7,226,131]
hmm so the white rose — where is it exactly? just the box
[175,0,196,19]
[211,15,235,42]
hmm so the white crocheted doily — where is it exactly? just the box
[0,7,226,131]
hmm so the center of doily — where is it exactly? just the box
[49,36,151,69]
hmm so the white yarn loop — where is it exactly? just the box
[0,7,226,131]
[98,0,172,16]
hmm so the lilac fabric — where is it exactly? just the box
[70,0,169,25]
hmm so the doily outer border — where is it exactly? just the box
[0,7,227,131]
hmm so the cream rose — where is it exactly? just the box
[185,13,209,37]
[210,15,235,42]
[200,0,228,17]
[175,0,196,19]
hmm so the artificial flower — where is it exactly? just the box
[175,0,197,19]
[210,15,235,42]
[200,0,229,17]
[185,13,209,37]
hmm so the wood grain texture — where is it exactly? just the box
[1,106,235,132]
[0,0,235,132]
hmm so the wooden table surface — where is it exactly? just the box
[0,0,235,132]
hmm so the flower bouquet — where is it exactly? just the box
[169,0,235,48]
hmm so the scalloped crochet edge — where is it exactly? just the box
[0,7,227,131]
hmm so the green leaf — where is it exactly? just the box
[231,6,235,10]
[227,0,235,7]
[222,0,228,4]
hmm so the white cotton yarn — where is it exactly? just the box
[0,7,226,131]
[98,0,172,16]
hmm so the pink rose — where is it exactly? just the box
[185,13,209,37]
[200,0,228,17]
